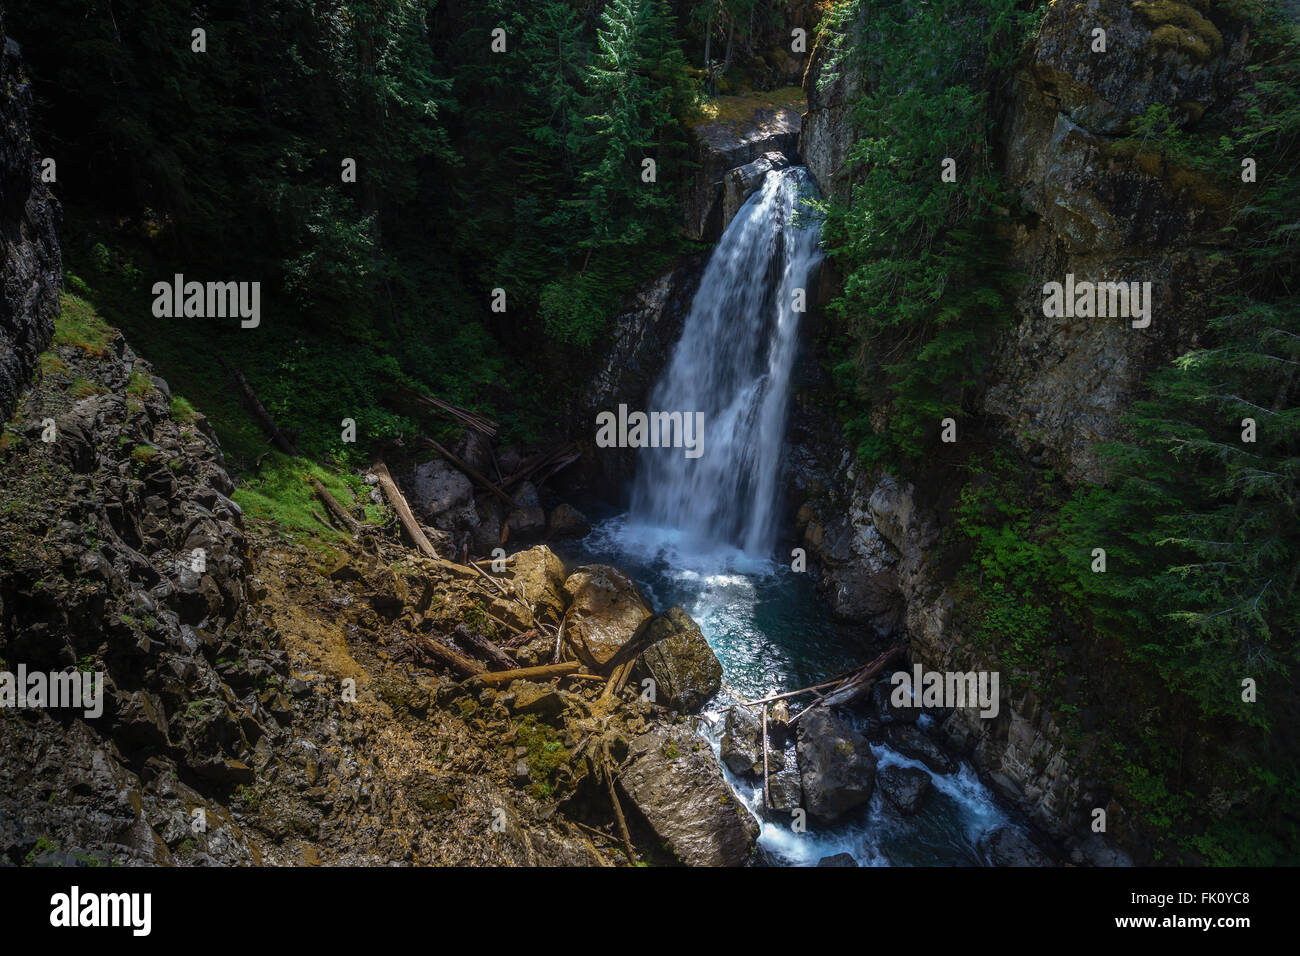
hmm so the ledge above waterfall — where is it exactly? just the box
[683,88,803,242]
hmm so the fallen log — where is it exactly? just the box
[220,360,297,456]
[414,636,484,679]
[420,436,515,508]
[762,702,772,810]
[371,461,438,559]
[804,645,907,713]
[454,624,515,671]
[309,477,361,535]
[398,386,498,437]
[472,661,581,687]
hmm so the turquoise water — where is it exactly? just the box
[557,513,1027,866]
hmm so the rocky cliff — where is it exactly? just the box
[0,12,60,423]
[791,0,1271,861]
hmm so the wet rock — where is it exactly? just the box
[721,150,791,230]
[795,708,876,823]
[561,565,652,669]
[720,705,763,777]
[617,725,759,867]
[877,764,932,816]
[817,852,858,867]
[546,503,590,539]
[638,606,722,713]
[884,724,957,776]
[979,826,1053,867]
[766,763,803,814]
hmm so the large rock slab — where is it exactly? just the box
[504,545,568,629]
[617,725,759,867]
[0,16,60,421]
[795,708,876,823]
[638,606,722,713]
[561,566,652,669]
[685,94,802,241]
[408,459,473,521]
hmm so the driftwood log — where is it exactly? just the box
[473,661,581,687]
[310,477,361,535]
[372,461,438,559]
[220,360,297,456]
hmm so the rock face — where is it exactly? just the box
[637,606,723,714]
[0,17,60,422]
[787,0,1264,863]
[617,725,759,867]
[576,253,708,494]
[795,708,876,822]
[684,99,802,241]
[799,19,864,204]
[984,0,1252,483]
[561,565,652,669]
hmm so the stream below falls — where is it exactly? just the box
[559,165,1036,865]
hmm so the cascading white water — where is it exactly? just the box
[569,162,1028,866]
[629,167,823,556]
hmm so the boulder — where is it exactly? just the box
[409,460,473,521]
[877,764,932,816]
[546,503,591,539]
[884,724,957,775]
[504,545,568,629]
[766,763,803,814]
[507,680,565,721]
[561,566,652,669]
[506,504,546,539]
[795,708,876,823]
[616,725,759,867]
[817,853,858,867]
[979,826,1053,867]
[638,606,722,713]
[720,706,762,777]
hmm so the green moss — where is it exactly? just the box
[1133,1,1224,60]
[130,444,159,465]
[515,715,571,800]
[231,452,383,544]
[170,394,201,424]
[53,291,114,355]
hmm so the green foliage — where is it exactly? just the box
[232,452,383,543]
[950,452,1067,681]
[814,0,1041,461]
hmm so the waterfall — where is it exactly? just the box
[628,166,823,556]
